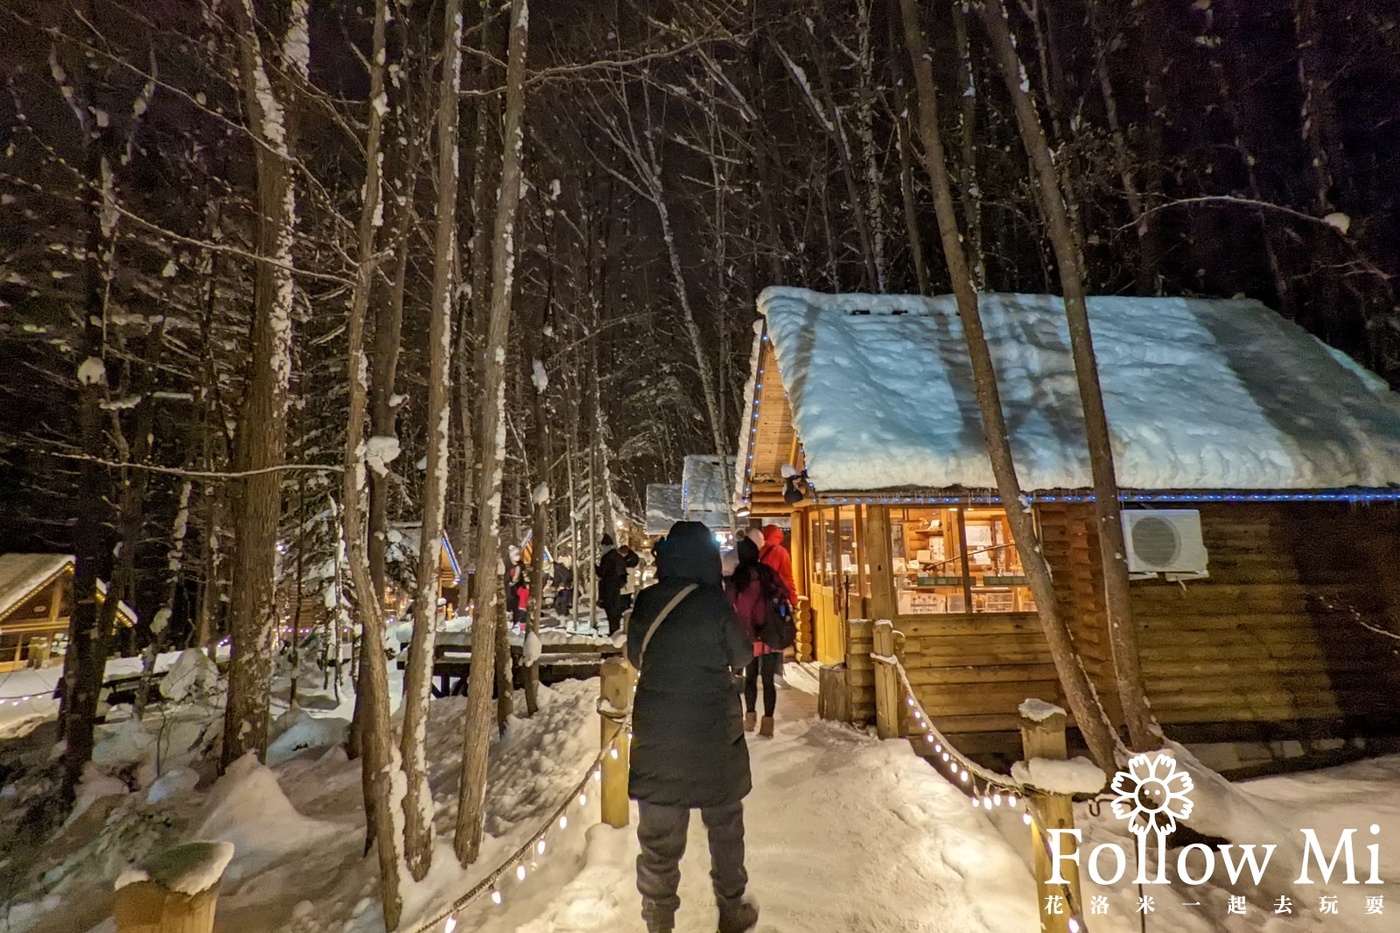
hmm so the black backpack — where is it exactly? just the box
[755,566,797,651]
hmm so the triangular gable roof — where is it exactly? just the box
[681,455,736,528]
[0,554,71,622]
[645,483,683,536]
[750,287,1400,494]
[0,553,138,625]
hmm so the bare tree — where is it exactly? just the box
[398,0,464,882]
[221,0,307,770]
[899,0,1120,770]
[977,0,1158,750]
[454,0,531,867]
[331,0,405,923]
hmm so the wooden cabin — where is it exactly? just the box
[279,528,462,634]
[645,483,683,540]
[0,554,138,673]
[681,454,736,538]
[738,287,1400,748]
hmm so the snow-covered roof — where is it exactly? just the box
[645,484,683,536]
[0,554,71,622]
[0,553,138,625]
[757,287,1400,493]
[681,455,736,528]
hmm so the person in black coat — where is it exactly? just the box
[596,533,640,635]
[625,520,758,933]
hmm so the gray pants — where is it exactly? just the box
[637,800,747,931]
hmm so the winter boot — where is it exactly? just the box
[718,897,760,933]
[759,716,774,737]
[744,711,757,732]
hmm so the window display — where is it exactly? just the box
[889,507,1036,615]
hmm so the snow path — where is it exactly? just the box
[6,663,1398,933]
[483,670,1039,933]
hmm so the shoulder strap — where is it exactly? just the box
[637,583,698,671]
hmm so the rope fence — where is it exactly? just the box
[410,657,636,933]
[873,625,1090,933]
[411,723,629,933]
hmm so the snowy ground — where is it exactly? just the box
[3,656,1399,932]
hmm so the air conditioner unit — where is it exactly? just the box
[1122,510,1208,578]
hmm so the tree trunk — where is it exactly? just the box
[351,129,413,764]
[454,0,530,867]
[1088,2,1152,294]
[899,0,1120,770]
[950,1,985,288]
[221,0,302,771]
[400,0,464,882]
[524,354,550,716]
[333,0,404,924]
[977,0,1157,751]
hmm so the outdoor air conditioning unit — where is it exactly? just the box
[1122,510,1208,579]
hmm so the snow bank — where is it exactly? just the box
[1010,756,1106,795]
[266,707,348,765]
[197,753,338,881]
[159,648,219,701]
[145,766,200,804]
[68,761,128,824]
[758,287,1400,491]
[115,841,235,895]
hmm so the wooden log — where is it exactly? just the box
[1020,707,1080,933]
[873,620,900,739]
[599,657,634,829]
[818,664,852,722]
[114,842,231,933]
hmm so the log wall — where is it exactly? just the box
[887,501,1400,743]
[1130,502,1400,731]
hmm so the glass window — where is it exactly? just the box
[889,506,1036,615]
[821,509,838,589]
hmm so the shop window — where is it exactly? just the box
[889,506,1036,614]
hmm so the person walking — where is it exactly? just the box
[597,533,639,635]
[552,556,574,615]
[626,520,759,933]
[727,537,790,737]
[758,524,796,598]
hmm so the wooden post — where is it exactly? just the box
[872,620,900,739]
[1020,706,1079,933]
[114,842,231,933]
[599,657,634,829]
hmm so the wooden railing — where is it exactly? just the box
[871,619,1095,933]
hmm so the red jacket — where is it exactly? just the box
[759,525,796,598]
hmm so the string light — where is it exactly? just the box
[491,890,502,905]
[536,840,547,856]
[823,489,1400,506]
[516,864,527,882]
[444,917,457,933]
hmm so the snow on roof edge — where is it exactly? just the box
[756,287,1400,493]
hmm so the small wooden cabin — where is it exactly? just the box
[681,454,736,537]
[738,287,1400,747]
[279,528,462,633]
[645,483,684,540]
[0,554,137,673]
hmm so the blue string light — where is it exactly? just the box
[809,490,1400,506]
